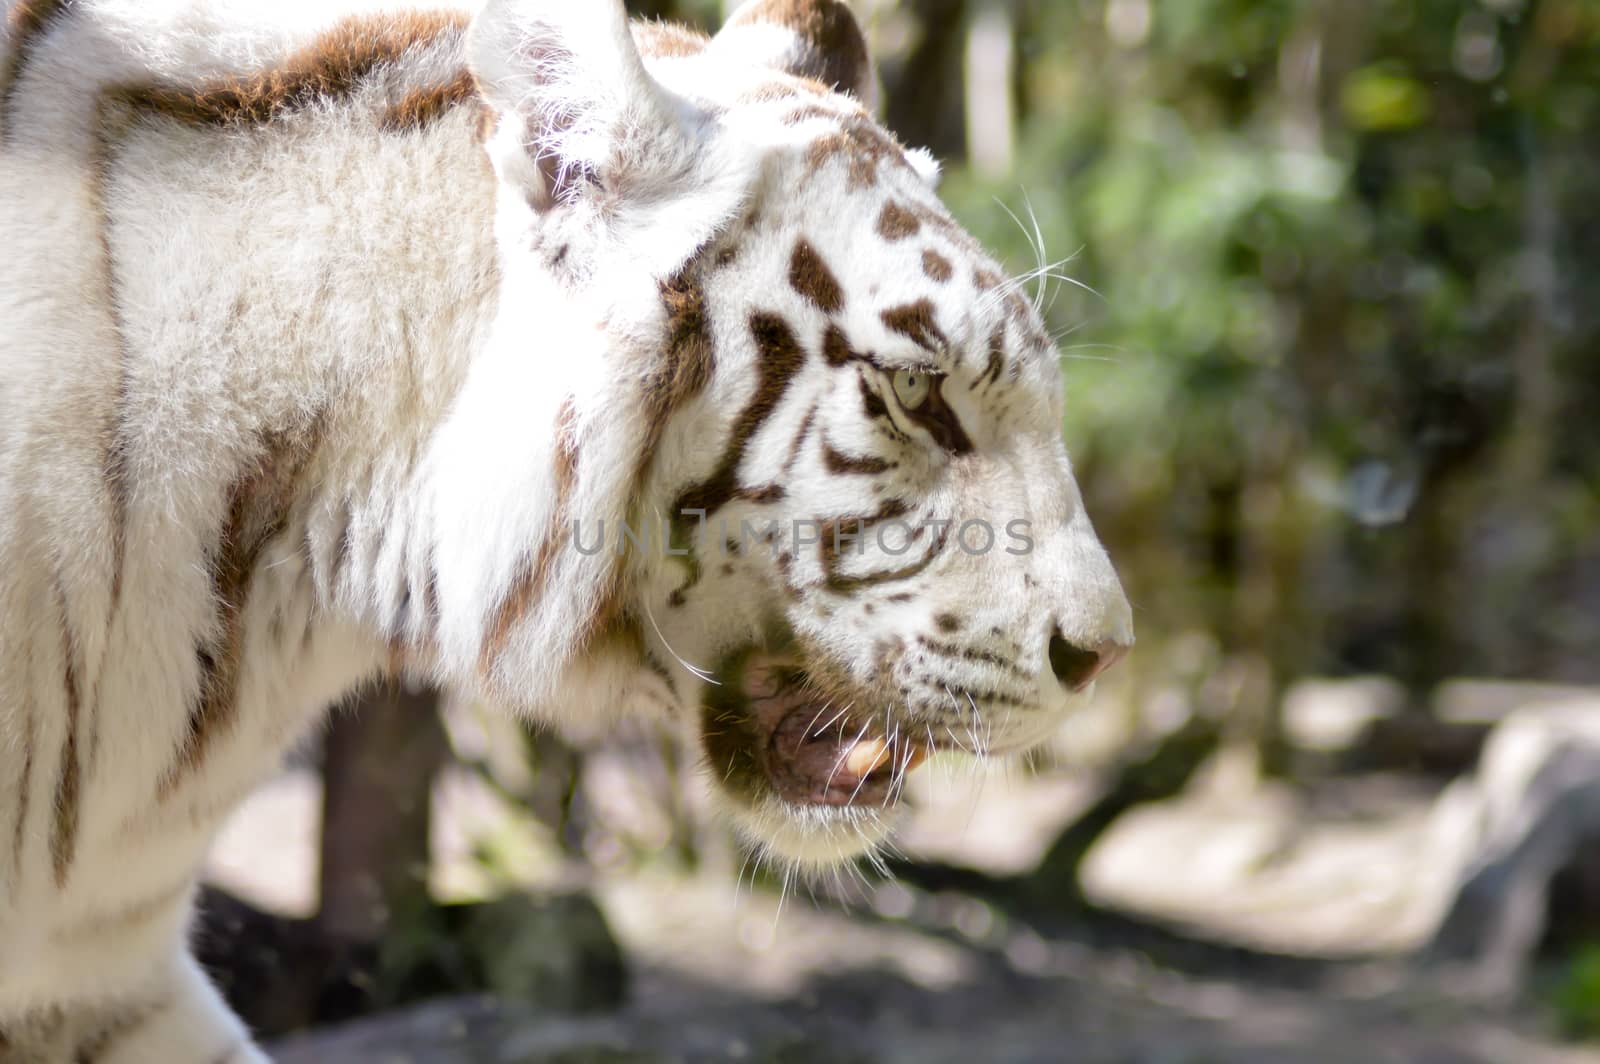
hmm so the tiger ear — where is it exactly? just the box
[469,0,693,208]
[716,0,878,110]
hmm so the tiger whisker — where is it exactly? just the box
[643,600,717,685]
[803,697,838,739]
[814,701,853,737]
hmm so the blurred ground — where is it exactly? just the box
[207,681,1600,1062]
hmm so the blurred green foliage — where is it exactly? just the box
[1552,944,1600,1039]
[932,0,1600,711]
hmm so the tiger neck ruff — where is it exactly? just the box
[0,0,1132,1058]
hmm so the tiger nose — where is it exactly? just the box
[1047,630,1126,692]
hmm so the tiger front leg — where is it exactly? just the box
[1,950,265,1064]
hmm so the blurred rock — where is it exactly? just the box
[1432,680,1598,725]
[1081,683,1600,974]
[1282,675,1494,775]
[1079,771,1445,956]
[1421,697,1600,994]
[1282,676,1407,753]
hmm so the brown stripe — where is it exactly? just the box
[0,0,71,142]
[930,681,1027,709]
[880,299,948,353]
[782,403,819,474]
[644,258,718,469]
[479,400,581,673]
[782,103,843,126]
[822,442,892,476]
[562,252,723,653]
[104,435,130,625]
[788,238,843,314]
[632,21,710,59]
[51,583,82,888]
[806,116,910,190]
[160,424,321,798]
[981,326,1006,389]
[10,692,35,886]
[674,313,807,517]
[921,249,953,283]
[916,635,1031,681]
[906,377,973,455]
[89,80,138,627]
[109,11,469,130]
[822,324,853,367]
[383,67,476,131]
[816,501,911,577]
[858,371,892,423]
[876,202,921,241]
[821,504,947,595]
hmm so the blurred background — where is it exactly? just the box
[212,2,1600,1060]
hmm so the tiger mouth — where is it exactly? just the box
[703,653,931,810]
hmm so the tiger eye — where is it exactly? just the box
[892,369,932,410]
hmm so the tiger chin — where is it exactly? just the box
[1,0,1130,1057]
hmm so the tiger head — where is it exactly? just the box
[467,0,1132,867]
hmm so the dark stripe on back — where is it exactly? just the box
[384,67,476,132]
[107,11,471,131]
[673,313,807,517]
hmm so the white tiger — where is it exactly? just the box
[0,0,1133,1058]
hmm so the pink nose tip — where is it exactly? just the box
[1048,632,1128,692]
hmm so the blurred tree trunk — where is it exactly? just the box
[883,0,969,160]
[963,2,1015,178]
[318,680,450,944]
